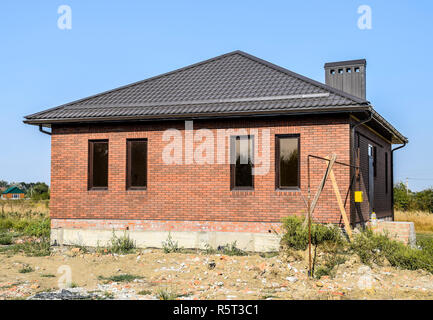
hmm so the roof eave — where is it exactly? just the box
[23,105,369,126]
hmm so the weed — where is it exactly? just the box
[217,241,247,256]
[96,231,136,255]
[203,243,216,255]
[314,254,346,279]
[156,288,179,300]
[162,233,182,253]
[18,265,34,273]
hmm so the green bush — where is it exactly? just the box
[23,218,50,238]
[350,229,433,273]
[281,216,343,250]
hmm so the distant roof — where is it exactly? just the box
[2,186,25,194]
[23,50,407,143]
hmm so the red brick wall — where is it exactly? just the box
[50,115,351,230]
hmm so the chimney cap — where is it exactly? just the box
[324,59,366,68]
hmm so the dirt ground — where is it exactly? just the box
[1,247,432,300]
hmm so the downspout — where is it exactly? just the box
[39,124,52,135]
[391,142,407,220]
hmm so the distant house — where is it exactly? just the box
[1,186,25,200]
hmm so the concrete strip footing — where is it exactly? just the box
[51,228,281,252]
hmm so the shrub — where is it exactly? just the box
[350,229,433,273]
[23,218,50,238]
[281,216,343,250]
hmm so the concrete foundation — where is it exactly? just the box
[50,228,281,252]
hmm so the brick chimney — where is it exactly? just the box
[324,59,366,99]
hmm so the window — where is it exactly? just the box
[276,135,300,189]
[88,140,108,190]
[12,194,20,199]
[126,139,147,189]
[368,144,377,177]
[230,135,254,189]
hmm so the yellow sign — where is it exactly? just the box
[355,191,363,203]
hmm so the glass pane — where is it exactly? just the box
[279,137,298,187]
[92,142,108,187]
[130,140,147,187]
[234,136,253,187]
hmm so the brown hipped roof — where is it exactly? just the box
[24,50,407,143]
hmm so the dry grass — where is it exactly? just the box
[395,210,433,233]
[0,200,49,219]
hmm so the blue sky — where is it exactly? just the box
[0,1,432,191]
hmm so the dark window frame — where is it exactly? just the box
[230,135,254,191]
[126,138,148,190]
[275,134,301,190]
[88,139,109,191]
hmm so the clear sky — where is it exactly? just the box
[0,1,432,191]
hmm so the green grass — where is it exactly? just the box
[98,274,143,283]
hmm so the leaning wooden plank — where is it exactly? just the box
[329,167,353,239]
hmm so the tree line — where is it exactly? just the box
[394,182,433,212]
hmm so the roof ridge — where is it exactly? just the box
[234,50,369,105]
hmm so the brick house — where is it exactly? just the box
[1,186,25,200]
[24,51,407,251]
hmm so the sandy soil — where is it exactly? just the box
[0,247,432,300]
